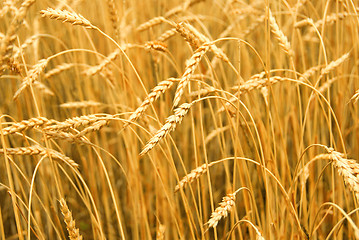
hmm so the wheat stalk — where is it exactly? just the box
[140,102,192,155]
[59,199,83,240]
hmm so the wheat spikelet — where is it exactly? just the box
[144,41,167,52]
[313,148,359,201]
[175,163,215,192]
[60,101,102,109]
[320,52,350,76]
[268,9,293,57]
[140,103,192,155]
[85,48,121,76]
[13,58,48,100]
[173,43,211,107]
[44,63,74,79]
[0,145,79,168]
[125,78,177,126]
[350,89,359,104]
[40,8,96,29]
[207,192,238,228]
[1,117,49,135]
[59,199,83,240]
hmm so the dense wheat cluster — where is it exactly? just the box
[1,0,359,239]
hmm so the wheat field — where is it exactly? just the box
[1,0,359,239]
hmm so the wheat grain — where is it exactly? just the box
[59,199,83,240]
[140,103,192,155]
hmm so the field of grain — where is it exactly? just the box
[1,0,359,239]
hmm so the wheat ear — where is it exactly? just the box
[40,8,96,29]
[173,43,211,107]
[350,89,359,104]
[314,148,359,201]
[60,101,102,109]
[125,78,177,126]
[13,58,48,100]
[175,162,215,192]
[59,199,83,240]
[1,117,50,135]
[268,9,293,57]
[0,145,79,168]
[207,190,239,228]
[140,103,192,155]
